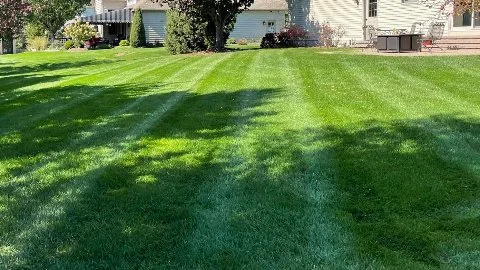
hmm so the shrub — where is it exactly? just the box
[261,26,309,49]
[84,37,102,49]
[25,23,46,40]
[64,40,74,50]
[165,9,208,54]
[237,38,248,45]
[319,22,345,47]
[261,33,277,49]
[27,36,49,51]
[277,26,308,47]
[130,8,146,48]
[64,20,97,48]
[96,43,112,50]
[119,40,130,47]
[227,38,237,45]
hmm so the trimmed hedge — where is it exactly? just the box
[130,8,146,48]
[165,9,208,54]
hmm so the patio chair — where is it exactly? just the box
[421,22,445,52]
[363,25,378,51]
[410,22,422,34]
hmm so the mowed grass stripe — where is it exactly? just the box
[1,53,233,267]
[0,55,229,202]
[0,57,169,117]
[400,58,480,107]
[184,51,260,266]
[1,47,480,268]
[280,49,359,267]
[384,60,479,114]
[0,58,149,103]
[0,57,187,134]
[0,56,202,179]
[292,52,396,124]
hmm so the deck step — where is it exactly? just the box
[436,36,480,49]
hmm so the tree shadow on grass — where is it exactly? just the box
[0,86,281,269]
[325,116,480,267]
[0,60,116,77]
[0,60,120,104]
[1,84,480,269]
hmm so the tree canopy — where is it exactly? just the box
[0,0,31,40]
[419,0,480,14]
[27,0,91,38]
[152,0,255,51]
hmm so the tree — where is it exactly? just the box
[418,0,480,15]
[63,20,96,48]
[130,8,146,48]
[165,9,209,54]
[27,0,90,39]
[152,0,255,51]
[0,0,30,41]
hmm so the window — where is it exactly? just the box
[267,21,276,33]
[369,0,377,17]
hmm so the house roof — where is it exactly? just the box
[128,0,288,11]
[128,0,168,10]
[249,0,288,11]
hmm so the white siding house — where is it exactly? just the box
[377,0,448,34]
[291,0,480,42]
[308,0,364,41]
[80,0,480,45]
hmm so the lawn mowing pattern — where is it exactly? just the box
[1,48,480,269]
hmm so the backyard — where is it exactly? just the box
[0,47,479,269]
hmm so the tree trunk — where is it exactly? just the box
[215,22,226,51]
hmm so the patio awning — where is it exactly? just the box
[80,9,132,24]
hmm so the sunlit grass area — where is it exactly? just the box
[1,47,479,269]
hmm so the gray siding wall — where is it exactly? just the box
[143,11,166,44]
[377,0,449,35]
[230,11,288,39]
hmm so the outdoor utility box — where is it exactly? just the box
[0,39,14,55]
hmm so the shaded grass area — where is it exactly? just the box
[0,48,479,269]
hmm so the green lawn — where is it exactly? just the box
[1,47,479,269]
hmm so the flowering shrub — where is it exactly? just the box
[64,20,97,48]
[319,22,345,47]
[261,26,308,48]
[277,26,308,46]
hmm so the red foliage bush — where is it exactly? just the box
[261,25,308,48]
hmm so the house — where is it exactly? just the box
[80,0,289,44]
[290,0,480,44]
[78,0,479,46]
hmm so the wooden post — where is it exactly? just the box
[13,39,16,54]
